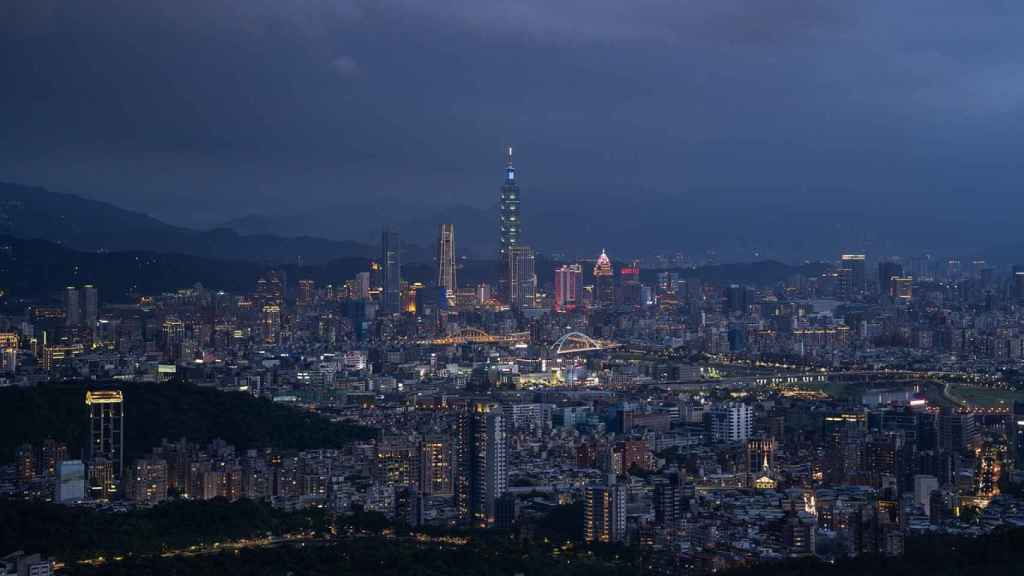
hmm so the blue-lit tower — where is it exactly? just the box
[499,147,520,259]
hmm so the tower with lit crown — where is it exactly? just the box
[594,250,615,307]
[498,147,521,301]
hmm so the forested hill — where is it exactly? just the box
[0,381,376,463]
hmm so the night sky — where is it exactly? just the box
[2,2,1024,257]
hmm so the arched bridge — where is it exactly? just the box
[421,328,531,346]
[550,332,620,355]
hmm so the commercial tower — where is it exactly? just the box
[456,402,508,527]
[381,228,402,314]
[436,224,457,305]
[554,264,582,311]
[505,245,536,308]
[64,286,81,327]
[594,250,615,307]
[499,147,521,300]
[86,390,124,494]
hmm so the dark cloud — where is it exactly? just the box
[1,1,1023,256]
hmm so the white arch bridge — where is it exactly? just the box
[550,332,620,355]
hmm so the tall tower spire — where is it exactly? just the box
[499,146,520,258]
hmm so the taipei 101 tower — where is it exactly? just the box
[498,147,520,298]
[498,146,520,259]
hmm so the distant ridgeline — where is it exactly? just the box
[0,381,376,464]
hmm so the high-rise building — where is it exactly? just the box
[419,435,454,496]
[456,402,508,527]
[554,264,582,312]
[86,390,124,491]
[297,279,315,305]
[437,224,457,305]
[55,460,86,503]
[703,402,753,443]
[82,285,98,328]
[354,272,371,301]
[594,250,615,306]
[382,228,402,314]
[505,245,536,308]
[262,304,281,344]
[126,456,168,505]
[584,481,626,543]
[892,276,913,300]
[64,286,81,327]
[498,147,520,260]
[839,254,866,298]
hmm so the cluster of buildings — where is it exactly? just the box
[5,150,1024,572]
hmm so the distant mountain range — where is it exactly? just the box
[3,179,1023,270]
[0,182,385,265]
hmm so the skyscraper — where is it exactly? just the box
[499,147,520,298]
[594,250,615,307]
[505,245,536,308]
[554,264,582,311]
[64,286,81,327]
[382,228,402,314]
[839,254,866,298]
[878,261,903,297]
[584,481,626,543]
[86,390,124,492]
[498,147,520,259]
[456,402,508,527]
[83,285,98,328]
[436,224,457,305]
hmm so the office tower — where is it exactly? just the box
[262,304,281,344]
[505,245,536,307]
[584,481,627,543]
[419,436,454,496]
[456,402,508,527]
[939,411,980,454]
[82,285,98,328]
[498,146,520,259]
[161,317,185,361]
[297,279,315,305]
[594,250,615,306]
[381,228,402,314]
[877,261,903,296]
[64,286,81,327]
[553,264,582,311]
[703,402,753,443]
[839,254,866,298]
[436,224,457,305]
[86,390,124,490]
[55,460,86,503]
[353,272,371,301]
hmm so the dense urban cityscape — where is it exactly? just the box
[2,149,1024,576]
[6,2,1024,575]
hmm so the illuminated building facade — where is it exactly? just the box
[594,250,614,307]
[419,435,454,496]
[86,390,124,493]
[584,482,626,543]
[499,147,520,297]
[436,224,457,305]
[505,245,536,308]
[839,254,866,299]
[382,228,402,314]
[456,402,507,527]
[297,279,315,305]
[554,264,582,312]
